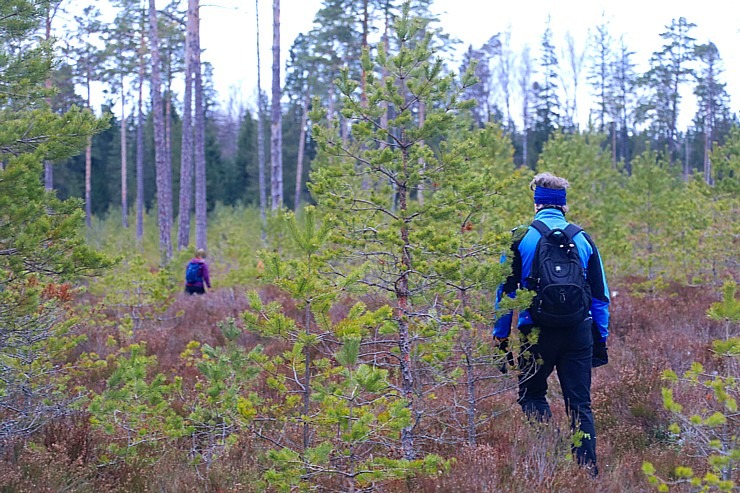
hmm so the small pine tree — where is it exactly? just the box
[643,280,739,492]
[309,2,523,458]
[240,207,443,490]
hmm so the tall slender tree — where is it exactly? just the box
[640,17,696,171]
[136,5,147,244]
[693,42,732,185]
[459,35,501,128]
[193,0,206,250]
[531,20,560,162]
[256,0,267,239]
[611,36,637,171]
[159,4,186,212]
[588,16,614,133]
[107,0,143,229]
[560,31,586,130]
[285,33,316,211]
[270,0,283,210]
[42,0,66,191]
[178,0,196,249]
[495,27,515,129]
[517,45,534,167]
[68,5,103,228]
[148,0,173,262]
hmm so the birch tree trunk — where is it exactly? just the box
[270,0,283,210]
[193,0,207,251]
[177,0,196,250]
[148,0,173,262]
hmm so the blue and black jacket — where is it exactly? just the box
[493,208,610,341]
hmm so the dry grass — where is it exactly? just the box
[0,281,733,492]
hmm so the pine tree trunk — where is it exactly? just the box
[379,9,389,149]
[148,0,173,262]
[85,136,92,227]
[397,148,415,461]
[44,9,54,191]
[704,126,711,185]
[44,163,53,190]
[193,0,207,251]
[465,345,476,446]
[165,84,173,227]
[611,121,617,169]
[360,0,369,107]
[417,101,425,205]
[303,302,311,452]
[683,132,689,182]
[270,0,283,210]
[293,93,309,211]
[256,0,267,241]
[136,29,145,245]
[85,72,92,228]
[178,0,196,250]
[121,78,128,229]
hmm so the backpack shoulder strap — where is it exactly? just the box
[530,220,550,237]
[564,223,583,241]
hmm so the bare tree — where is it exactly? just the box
[496,27,515,128]
[588,15,613,133]
[561,31,586,129]
[270,0,283,210]
[148,0,173,261]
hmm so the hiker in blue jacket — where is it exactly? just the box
[493,172,610,475]
[185,248,211,295]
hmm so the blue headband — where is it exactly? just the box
[534,186,567,206]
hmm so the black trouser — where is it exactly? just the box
[185,285,206,295]
[517,318,596,466]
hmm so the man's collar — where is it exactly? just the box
[534,207,566,220]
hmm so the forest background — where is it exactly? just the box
[0,0,738,492]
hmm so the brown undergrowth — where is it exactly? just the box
[0,282,731,492]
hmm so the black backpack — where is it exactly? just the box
[185,261,203,284]
[526,220,592,328]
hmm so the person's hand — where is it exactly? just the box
[591,324,609,368]
[494,336,515,373]
[493,336,508,352]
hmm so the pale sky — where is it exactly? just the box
[200,0,740,128]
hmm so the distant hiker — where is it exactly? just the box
[185,248,211,295]
[493,172,610,475]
